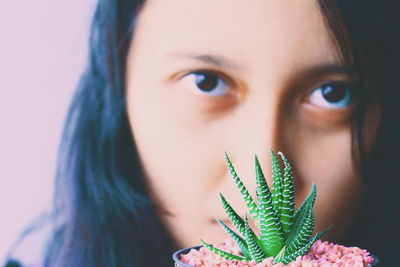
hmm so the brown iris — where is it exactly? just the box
[320,84,347,103]
[194,72,219,92]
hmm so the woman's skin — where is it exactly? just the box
[126,0,361,248]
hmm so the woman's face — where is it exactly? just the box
[126,0,361,247]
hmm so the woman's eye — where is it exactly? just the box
[308,83,352,109]
[181,71,229,96]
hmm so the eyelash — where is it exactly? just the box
[180,70,354,108]
[307,82,354,109]
[180,69,234,95]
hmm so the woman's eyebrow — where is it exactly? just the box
[302,64,355,77]
[167,52,245,71]
[166,52,354,79]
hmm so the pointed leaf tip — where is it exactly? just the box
[316,225,333,240]
[224,151,230,160]
[200,239,246,261]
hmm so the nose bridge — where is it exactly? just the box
[226,86,284,187]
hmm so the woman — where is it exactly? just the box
[5,0,400,266]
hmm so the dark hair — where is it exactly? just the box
[44,1,177,266]
[31,0,400,266]
[318,2,400,265]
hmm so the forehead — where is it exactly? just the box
[132,0,339,73]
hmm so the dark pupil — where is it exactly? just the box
[195,72,218,92]
[321,84,346,103]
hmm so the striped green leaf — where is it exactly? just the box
[270,149,283,217]
[273,246,286,264]
[220,193,246,236]
[278,152,295,237]
[200,239,245,261]
[315,225,333,240]
[280,234,319,265]
[255,155,284,256]
[285,184,316,246]
[285,209,314,255]
[225,152,258,221]
[217,219,251,260]
[281,225,334,265]
[283,225,332,263]
[293,183,316,224]
[244,215,267,263]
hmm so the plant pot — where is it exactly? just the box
[173,246,202,267]
[172,245,380,267]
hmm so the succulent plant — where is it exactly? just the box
[201,150,332,265]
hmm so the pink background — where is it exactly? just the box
[0,0,95,263]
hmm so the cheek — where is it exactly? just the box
[286,119,361,241]
[126,74,222,198]
[126,71,230,246]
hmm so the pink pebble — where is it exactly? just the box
[180,238,376,266]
